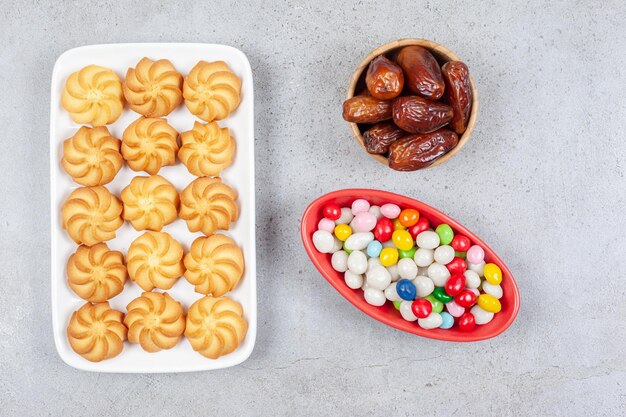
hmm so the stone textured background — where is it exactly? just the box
[1,0,624,415]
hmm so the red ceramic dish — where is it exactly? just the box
[300,189,520,342]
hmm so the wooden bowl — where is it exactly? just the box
[346,38,479,169]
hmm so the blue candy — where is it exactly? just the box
[366,240,383,258]
[396,279,416,301]
[439,312,454,329]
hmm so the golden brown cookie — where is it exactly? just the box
[179,177,238,235]
[67,302,127,362]
[185,296,247,359]
[183,234,244,296]
[61,186,124,246]
[121,117,179,175]
[183,61,241,122]
[178,121,236,177]
[123,58,183,117]
[67,243,127,302]
[124,292,186,352]
[126,231,185,291]
[61,65,124,126]
[61,126,123,186]
[121,175,179,231]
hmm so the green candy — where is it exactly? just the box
[455,251,466,259]
[343,242,352,255]
[425,294,443,313]
[433,287,453,303]
[398,247,417,259]
[393,300,402,310]
[435,224,454,245]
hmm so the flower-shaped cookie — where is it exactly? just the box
[67,243,127,302]
[179,177,238,235]
[185,296,248,359]
[127,231,185,291]
[61,186,124,246]
[178,121,236,177]
[121,175,179,231]
[61,65,124,126]
[121,117,179,175]
[66,302,127,362]
[61,126,123,186]
[183,61,241,122]
[124,292,186,352]
[184,234,244,296]
[123,57,183,117]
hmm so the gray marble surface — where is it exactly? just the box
[1,1,625,415]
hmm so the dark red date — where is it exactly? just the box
[442,61,472,134]
[388,129,459,171]
[365,55,404,100]
[363,122,405,154]
[392,96,452,133]
[396,46,445,100]
[342,95,393,123]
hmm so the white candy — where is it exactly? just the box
[382,240,396,248]
[312,230,334,253]
[468,261,485,277]
[366,265,391,290]
[344,271,363,289]
[414,248,434,267]
[331,251,349,272]
[464,270,481,289]
[347,250,367,274]
[369,205,383,220]
[471,305,494,325]
[427,262,450,287]
[416,231,440,249]
[329,237,342,253]
[335,207,354,225]
[413,275,435,297]
[418,312,443,329]
[400,301,417,321]
[434,245,455,264]
[361,280,369,290]
[364,288,386,306]
[384,282,400,301]
[344,232,374,251]
[387,264,400,281]
[367,257,382,272]
[397,258,418,280]
[482,281,503,299]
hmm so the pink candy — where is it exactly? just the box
[466,245,485,264]
[351,199,370,215]
[445,300,465,317]
[317,218,336,233]
[380,203,401,219]
[352,212,377,232]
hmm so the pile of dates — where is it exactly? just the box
[342,45,473,171]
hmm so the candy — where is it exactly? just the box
[393,300,402,310]
[433,287,453,303]
[411,298,432,319]
[446,257,467,274]
[444,273,466,296]
[384,282,400,301]
[329,237,342,253]
[398,247,417,259]
[398,208,419,227]
[366,257,382,273]
[369,205,383,220]
[455,289,477,308]
[466,245,485,264]
[323,203,341,220]
[387,264,400,281]
[393,219,406,230]
[418,312,443,329]
[392,229,414,251]
[366,265,392,290]
[335,207,354,225]
[445,300,465,317]
[414,248,434,267]
[382,239,396,248]
[374,217,394,242]
[397,258,418,280]
[408,217,429,239]
[433,245,455,264]
[427,262,450,286]
[463,270,481,289]
[458,312,476,331]
[351,199,370,215]
[344,271,364,289]
[331,251,349,272]
[425,294,443,313]
[312,230,335,253]
[399,300,417,321]
[482,281,503,299]
[334,224,352,241]
[451,235,471,252]
[471,305,494,325]
[364,288,386,306]
[318,218,335,233]
[366,240,383,258]
[484,263,502,285]
[342,241,352,254]
[380,203,401,219]
[439,312,454,329]
[435,223,454,245]
[396,279,416,300]
[416,231,440,249]
[347,250,368,274]
[380,247,399,266]
[352,211,377,233]
[413,275,435,297]
[477,294,501,313]
[468,260,485,277]
[344,232,374,251]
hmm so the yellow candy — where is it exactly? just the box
[484,263,502,285]
[477,294,501,313]
[393,219,406,231]
[380,247,399,266]
[392,230,414,251]
[334,224,352,241]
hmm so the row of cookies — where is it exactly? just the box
[61,58,241,126]
[67,293,248,362]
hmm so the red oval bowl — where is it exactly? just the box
[300,189,520,342]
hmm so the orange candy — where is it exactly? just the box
[398,209,420,227]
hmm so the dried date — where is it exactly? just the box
[363,122,405,154]
[442,61,472,134]
[388,129,459,171]
[365,55,404,100]
[392,96,452,133]
[342,95,393,124]
[396,46,445,100]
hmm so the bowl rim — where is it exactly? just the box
[346,38,479,169]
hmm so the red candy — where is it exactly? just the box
[411,298,432,319]
[322,203,341,220]
[444,273,466,296]
[446,256,467,274]
[374,217,394,242]
[455,289,477,308]
[458,312,476,331]
[451,235,471,252]
[408,217,430,239]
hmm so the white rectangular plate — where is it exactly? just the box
[50,43,256,373]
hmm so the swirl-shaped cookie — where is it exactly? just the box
[124,292,186,352]
[61,186,124,245]
[127,231,185,291]
[183,61,241,122]
[179,177,238,235]
[121,175,179,231]
[67,302,127,362]
[67,243,127,302]
[123,58,183,117]
[61,126,123,186]
[121,117,179,175]
[184,234,244,296]
[61,65,124,126]
[178,121,236,177]
[185,296,248,359]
